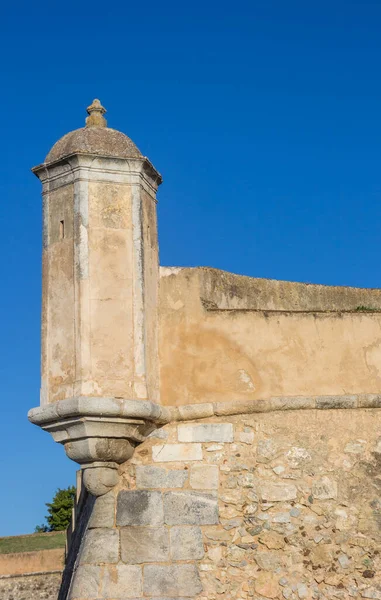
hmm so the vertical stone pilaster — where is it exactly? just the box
[40,173,50,406]
[131,182,148,399]
[73,175,91,397]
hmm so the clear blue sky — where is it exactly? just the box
[1,0,381,535]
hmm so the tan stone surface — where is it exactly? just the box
[0,572,62,600]
[38,161,160,405]
[0,548,64,576]
[112,408,381,600]
[87,182,135,398]
[195,266,381,312]
[159,267,381,405]
[43,184,75,403]
[141,188,160,403]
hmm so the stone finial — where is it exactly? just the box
[86,98,107,128]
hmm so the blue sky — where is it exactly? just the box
[1,0,381,535]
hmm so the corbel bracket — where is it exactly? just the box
[28,397,170,496]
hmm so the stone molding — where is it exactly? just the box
[28,398,169,496]
[0,570,63,579]
[32,153,162,197]
[169,392,381,421]
[28,397,171,425]
[29,393,381,495]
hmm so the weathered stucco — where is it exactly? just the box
[87,181,135,398]
[193,266,381,312]
[42,183,76,403]
[159,267,381,405]
[36,155,161,405]
[141,188,160,403]
[0,548,64,577]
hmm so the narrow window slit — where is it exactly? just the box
[60,220,65,239]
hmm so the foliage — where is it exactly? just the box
[46,486,76,531]
[34,523,49,533]
[35,486,76,532]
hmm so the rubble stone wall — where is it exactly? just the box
[69,407,381,600]
[0,571,62,600]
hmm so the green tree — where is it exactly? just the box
[34,523,49,533]
[35,486,76,532]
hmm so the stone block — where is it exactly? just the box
[178,423,233,443]
[362,587,381,599]
[260,482,297,502]
[239,431,255,444]
[143,564,202,597]
[136,465,188,489]
[344,440,366,454]
[102,565,142,598]
[88,490,115,528]
[358,394,381,408]
[255,551,283,571]
[170,526,205,560]
[70,565,101,598]
[286,446,311,467]
[79,528,119,564]
[178,402,214,420]
[116,490,164,526]
[190,465,219,489]
[312,476,337,500]
[164,491,219,525]
[256,438,278,462]
[121,526,169,563]
[147,427,168,439]
[316,395,357,409]
[255,572,280,598]
[152,443,203,462]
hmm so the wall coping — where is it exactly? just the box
[159,266,381,312]
[0,570,63,580]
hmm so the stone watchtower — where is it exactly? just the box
[29,101,381,599]
[29,100,164,496]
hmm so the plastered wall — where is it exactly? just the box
[87,181,135,399]
[43,176,159,404]
[43,183,75,403]
[159,268,381,405]
[0,547,64,576]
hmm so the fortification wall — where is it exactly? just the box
[194,266,381,312]
[159,267,381,405]
[0,572,61,600]
[0,534,65,599]
[68,407,381,600]
[0,547,64,576]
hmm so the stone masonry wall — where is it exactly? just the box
[69,408,381,600]
[0,571,62,600]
